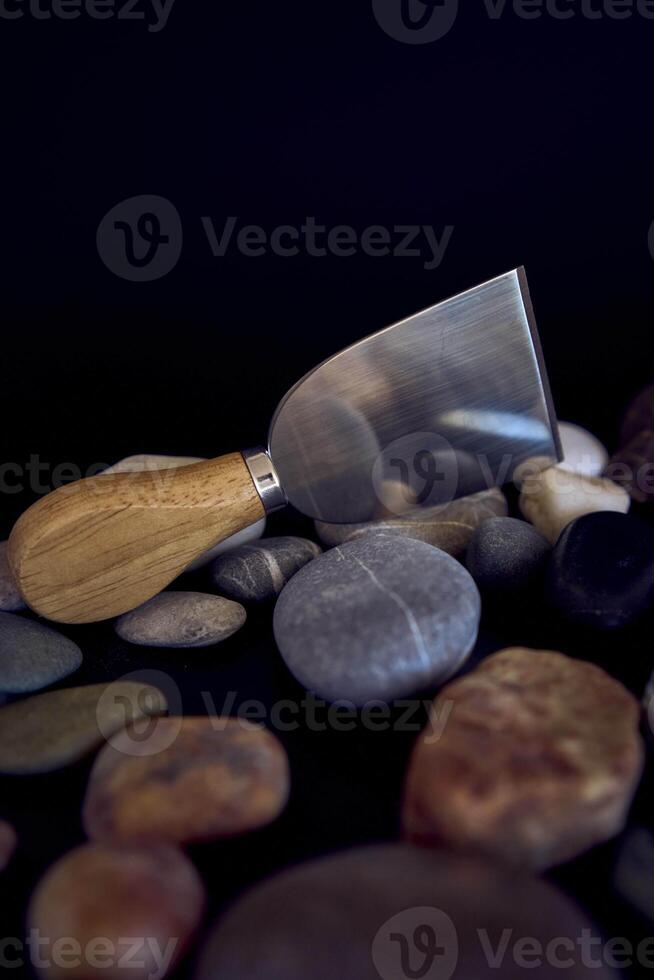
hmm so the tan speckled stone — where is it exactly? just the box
[115,592,246,648]
[403,647,644,870]
[83,717,290,845]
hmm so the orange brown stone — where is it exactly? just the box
[403,647,644,870]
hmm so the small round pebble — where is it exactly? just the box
[0,611,82,694]
[115,592,246,648]
[83,717,290,844]
[466,517,550,593]
[196,844,615,980]
[315,486,508,558]
[547,511,654,628]
[0,541,26,611]
[558,421,608,477]
[274,535,480,705]
[0,820,17,871]
[0,681,168,775]
[403,647,643,870]
[211,536,321,603]
[29,842,205,980]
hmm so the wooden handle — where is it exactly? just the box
[7,453,265,624]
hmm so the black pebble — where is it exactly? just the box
[547,512,654,629]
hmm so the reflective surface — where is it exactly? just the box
[269,268,562,523]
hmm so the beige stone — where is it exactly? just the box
[519,467,629,543]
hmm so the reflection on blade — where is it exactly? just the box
[439,409,553,443]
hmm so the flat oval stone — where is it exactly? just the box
[0,612,82,694]
[103,454,266,568]
[606,429,654,504]
[274,535,480,705]
[466,517,550,593]
[547,511,654,628]
[115,591,246,648]
[620,383,654,446]
[196,843,616,980]
[0,681,168,775]
[29,842,205,980]
[83,716,290,845]
[315,487,508,558]
[519,467,630,543]
[0,820,17,871]
[0,542,26,612]
[403,647,643,870]
[558,421,608,477]
[211,536,321,603]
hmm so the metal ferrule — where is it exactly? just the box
[243,447,287,514]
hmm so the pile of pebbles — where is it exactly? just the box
[1,394,654,979]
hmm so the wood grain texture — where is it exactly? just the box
[7,454,265,624]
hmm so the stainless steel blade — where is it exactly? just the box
[268,268,562,524]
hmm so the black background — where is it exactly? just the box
[1,1,654,977]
